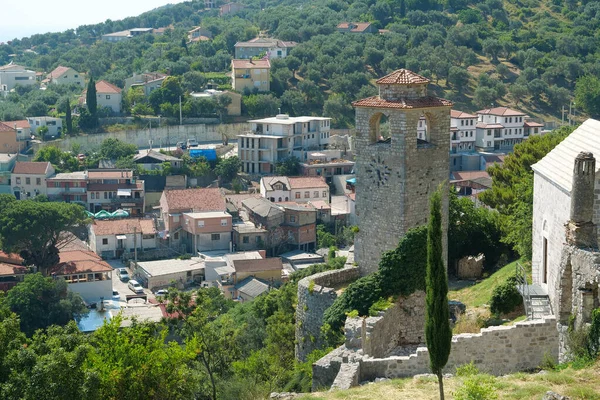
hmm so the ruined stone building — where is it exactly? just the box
[352,69,452,274]
[532,119,600,359]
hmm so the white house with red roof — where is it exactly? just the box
[474,106,541,151]
[234,37,297,59]
[47,66,84,87]
[451,109,478,153]
[11,161,55,199]
[260,176,330,204]
[49,249,113,303]
[83,80,122,114]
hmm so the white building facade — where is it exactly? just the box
[238,114,331,174]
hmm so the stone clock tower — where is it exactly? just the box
[353,69,452,275]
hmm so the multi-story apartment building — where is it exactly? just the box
[231,59,270,92]
[450,110,478,153]
[11,161,55,199]
[475,107,528,151]
[0,63,36,96]
[86,170,144,216]
[234,37,297,59]
[47,171,88,205]
[238,114,331,174]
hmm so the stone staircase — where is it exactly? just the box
[515,262,553,320]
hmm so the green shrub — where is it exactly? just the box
[489,274,522,315]
[177,253,192,260]
[456,362,479,377]
[308,280,315,294]
[368,297,393,316]
[454,374,499,400]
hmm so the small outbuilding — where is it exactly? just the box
[134,258,205,290]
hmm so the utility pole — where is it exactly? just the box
[133,226,138,264]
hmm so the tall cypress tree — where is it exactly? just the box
[86,76,97,116]
[425,186,452,400]
[64,98,72,135]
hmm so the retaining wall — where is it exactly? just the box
[295,266,360,362]
[315,316,559,389]
[33,122,248,153]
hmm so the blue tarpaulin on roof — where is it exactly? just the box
[189,149,217,161]
[346,177,356,184]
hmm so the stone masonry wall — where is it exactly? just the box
[344,291,426,358]
[354,105,450,275]
[359,316,559,382]
[295,267,361,362]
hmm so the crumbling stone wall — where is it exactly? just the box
[295,267,361,362]
[457,254,485,280]
[315,316,559,389]
[344,291,426,358]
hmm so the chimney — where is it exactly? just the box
[566,151,597,249]
[258,249,266,259]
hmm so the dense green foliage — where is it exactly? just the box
[1,273,88,336]
[489,274,523,315]
[275,156,302,176]
[4,0,600,127]
[0,200,88,274]
[425,188,451,398]
[448,188,508,269]
[480,126,573,259]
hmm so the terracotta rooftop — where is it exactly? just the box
[337,22,372,32]
[0,250,24,265]
[91,218,156,236]
[88,170,133,179]
[226,193,262,210]
[451,171,491,181]
[476,106,525,116]
[0,120,29,130]
[50,250,112,275]
[476,122,504,129]
[47,65,71,79]
[232,257,282,273]
[451,109,477,119]
[376,69,430,85]
[524,121,544,127]
[0,263,27,277]
[95,80,122,94]
[231,59,271,69]
[352,96,452,110]
[12,161,51,175]
[0,122,16,132]
[289,176,329,189]
[346,192,356,201]
[163,188,226,212]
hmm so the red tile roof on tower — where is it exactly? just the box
[451,109,477,119]
[231,59,270,69]
[376,69,430,85]
[163,188,226,211]
[12,161,51,175]
[352,96,453,109]
[476,106,525,116]
[95,80,122,94]
[47,66,71,79]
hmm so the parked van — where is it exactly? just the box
[128,280,144,294]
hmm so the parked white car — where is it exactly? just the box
[128,280,144,294]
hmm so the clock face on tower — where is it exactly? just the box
[365,155,391,187]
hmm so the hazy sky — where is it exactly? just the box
[1,1,186,43]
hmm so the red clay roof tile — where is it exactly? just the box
[376,69,430,85]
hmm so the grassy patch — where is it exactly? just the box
[305,361,600,399]
[448,260,525,308]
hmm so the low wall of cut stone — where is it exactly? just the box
[295,266,360,362]
[361,316,558,381]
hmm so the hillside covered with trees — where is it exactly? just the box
[2,0,600,127]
